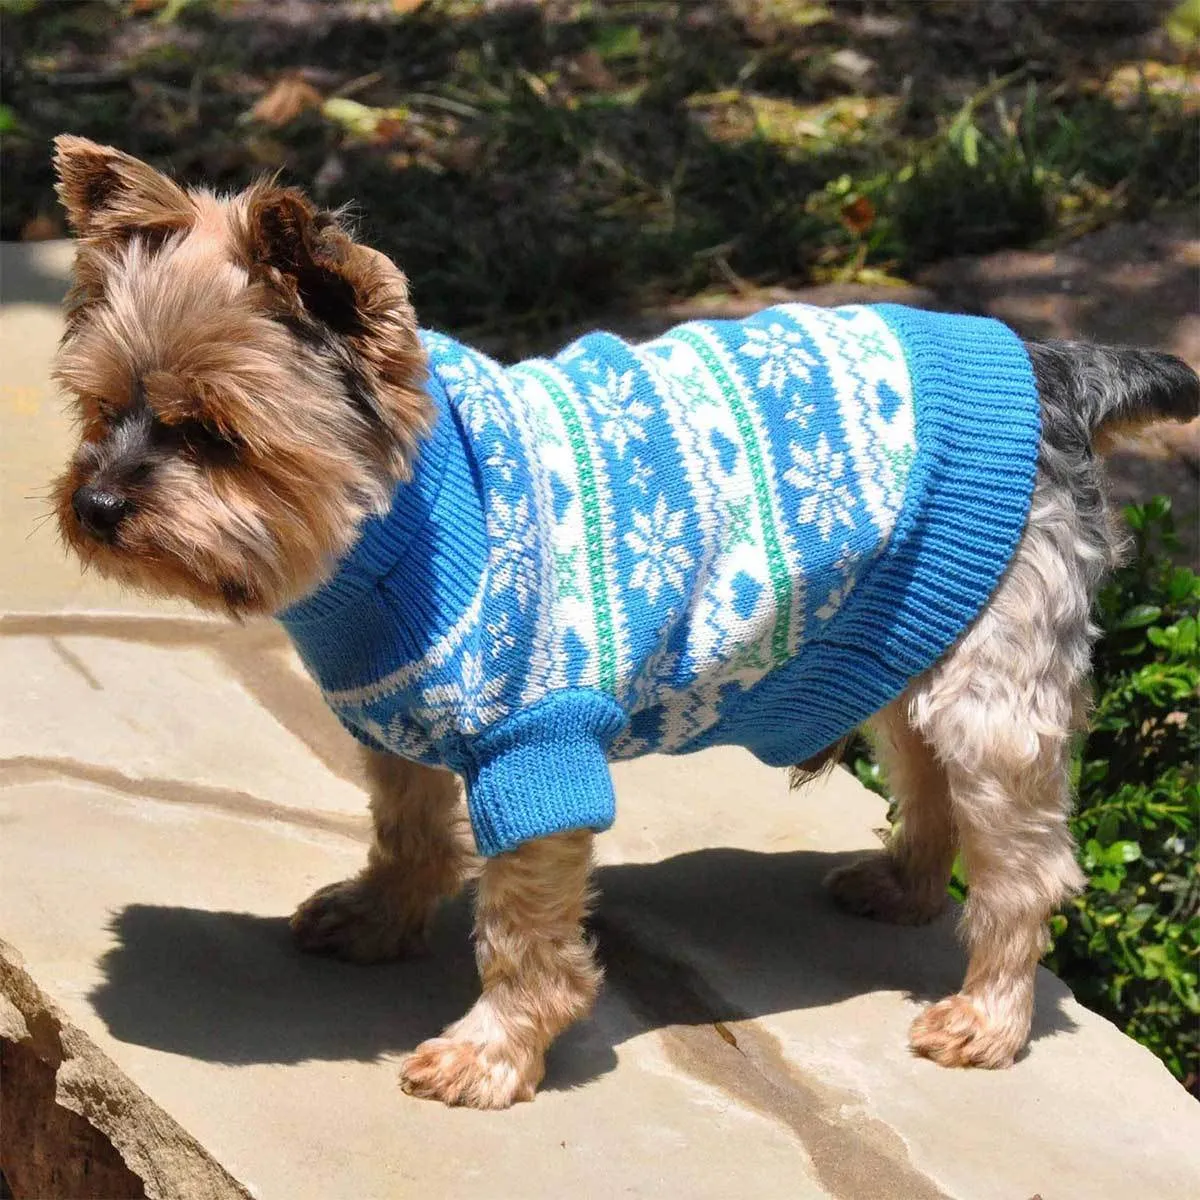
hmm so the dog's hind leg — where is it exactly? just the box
[825,697,956,925]
[903,482,1094,1068]
[291,748,472,962]
[906,703,1084,1069]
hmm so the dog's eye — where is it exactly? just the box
[178,418,241,461]
[94,397,119,421]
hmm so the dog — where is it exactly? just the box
[50,135,1199,1109]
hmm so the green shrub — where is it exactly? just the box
[1049,497,1198,1088]
[848,498,1199,1089]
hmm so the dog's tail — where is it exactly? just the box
[1025,340,1200,452]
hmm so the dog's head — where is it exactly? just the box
[50,135,429,616]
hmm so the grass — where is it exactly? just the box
[2,0,1197,352]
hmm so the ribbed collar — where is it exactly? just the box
[277,376,457,625]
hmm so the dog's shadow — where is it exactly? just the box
[89,847,1077,1091]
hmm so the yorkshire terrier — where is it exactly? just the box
[51,136,1198,1108]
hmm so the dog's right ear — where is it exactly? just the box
[53,135,193,241]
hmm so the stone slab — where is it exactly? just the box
[3,240,1199,1200]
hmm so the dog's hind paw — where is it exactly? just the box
[909,994,1023,1069]
[290,875,430,963]
[824,852,947,926]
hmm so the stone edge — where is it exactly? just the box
[0,938,251,1200]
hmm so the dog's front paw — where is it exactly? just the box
[909,994,1023,1069]
[400,1035,542,1109]
[290,875,429,963]
[825,852,946,925]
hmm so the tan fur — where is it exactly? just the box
[400,830,601,1107]
[828,475,1092,1069]
[49,137,1176,1109]
[50,136,429,617]
[900,479,1091,1068]
[825,700,955,926]
[54,135,194,244]
[291,750,472,962]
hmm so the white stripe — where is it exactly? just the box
[322,576,487,707]
[507,364,600,700]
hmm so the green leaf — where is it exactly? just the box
[595,25,643,60]
[1140,944,1168,967]
[1095,810,1121,847]
[1145,495,1172,522]
[1123,503,1147,532]
[1171,617,1197,655]
[1165,568,1199,604]
[1113,604,1162,631]
[1115,840,1143,864]
[959,122,980,167]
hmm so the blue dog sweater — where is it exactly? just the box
[280,304,1040,856]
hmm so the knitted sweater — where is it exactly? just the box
[280,304,1040,856]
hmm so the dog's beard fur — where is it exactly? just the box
[50,135,430,616]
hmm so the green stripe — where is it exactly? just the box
[519,365,619,694]
[676,329,793,665]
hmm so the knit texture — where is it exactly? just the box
[280,303,1040,856]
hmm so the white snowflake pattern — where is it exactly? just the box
[440,355,511,436]
[485,610,517,660]
[785,433,857,541]
[625,493,694,605]
[586,367,653,459]
[559,343,601,375]
[628,455,653,494]
[362,712,434,761]
[740,322,819,392]
[486,492,539,610]
[784,393,817,428]
[484,440,517,484]
[418,650,508,737]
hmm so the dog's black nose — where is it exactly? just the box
[72,485,130,541]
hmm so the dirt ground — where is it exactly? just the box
[3,0,1196,351]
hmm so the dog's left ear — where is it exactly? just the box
[242,185,366,333]
[244,184,430,464]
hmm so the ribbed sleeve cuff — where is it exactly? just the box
[462,692,627,857]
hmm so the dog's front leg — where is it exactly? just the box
[400,829,600,1108]
[291,748,471,961]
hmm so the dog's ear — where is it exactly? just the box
[53,135,193,241]
[242,185,365,334]
[244,183,430,461]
